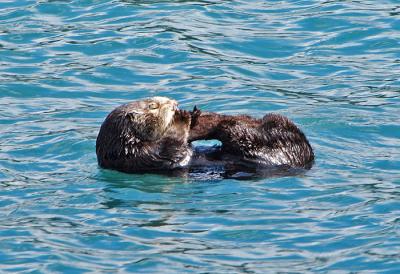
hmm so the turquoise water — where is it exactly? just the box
[1,0,400,272]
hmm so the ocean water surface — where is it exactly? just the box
[1,0,400,272]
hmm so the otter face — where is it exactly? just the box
[125,97,178,141]
[148,96,178,132]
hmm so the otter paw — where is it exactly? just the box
[190,105,202,129]
[176,109,191,124]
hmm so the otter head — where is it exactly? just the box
[124,96,178,141]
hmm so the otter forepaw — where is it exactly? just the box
[176,109,191,125]
[190,105,202,129]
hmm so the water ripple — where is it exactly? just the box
[1,0,399,272]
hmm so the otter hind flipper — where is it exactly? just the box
[261,113,314,168]
[262,113,296,131]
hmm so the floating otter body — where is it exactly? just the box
[96,97,199,173]
[189,111,314,169]
[96,97,314,176]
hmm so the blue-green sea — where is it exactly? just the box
[1,0,400,273]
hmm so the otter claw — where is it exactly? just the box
[190,105,202,129]
[176,109,191,124]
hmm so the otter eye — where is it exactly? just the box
[148,102,159,110]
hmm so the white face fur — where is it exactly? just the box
[147,96,178,131]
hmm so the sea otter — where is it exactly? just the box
[96,97,313,176]
[189,110,314,169]
[96,97,200,173]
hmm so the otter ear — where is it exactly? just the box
[126,110,143,121]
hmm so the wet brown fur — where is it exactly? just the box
[189,110,314,168]
[96,99,314,174]
[96,99,194,173]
